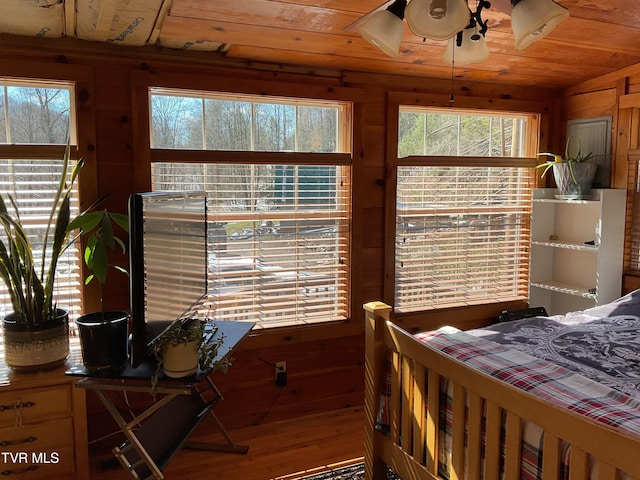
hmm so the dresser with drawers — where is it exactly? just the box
[0,340,88,479]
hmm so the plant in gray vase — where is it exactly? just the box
[0,143,82,370]
[536,137,599,198]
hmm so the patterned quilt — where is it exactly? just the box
[471,315,640,398]
[414,329,640,439]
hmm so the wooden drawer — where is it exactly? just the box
[0,386,71,428]
[0,417,75,478]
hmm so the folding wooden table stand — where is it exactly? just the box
[69,321,254,480]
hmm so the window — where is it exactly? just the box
[0,82,81,320]
[149,90,351,328]
[627,151,640,273]
[394,108,537,313]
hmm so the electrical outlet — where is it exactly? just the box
[275,361,287,387]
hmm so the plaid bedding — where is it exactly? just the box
[470,315,640,397]
[417,330,640,437]
[378,328,640,479]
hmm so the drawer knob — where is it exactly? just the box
[0,401,35,413]
[0,465,39,476]
[0,436,36,447]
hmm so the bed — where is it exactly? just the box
[363,291,640,480]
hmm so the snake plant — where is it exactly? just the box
[0,143,82,327]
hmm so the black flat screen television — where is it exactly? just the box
[128,191,209,367]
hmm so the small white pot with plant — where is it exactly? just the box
[163,339,200,378]
[151,319,228,392]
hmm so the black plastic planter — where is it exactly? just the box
[76,311,129,374]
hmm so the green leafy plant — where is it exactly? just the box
[536,136,596,184]
[0,143,82,328]
[67,205,129,319]
[150,319,228,393]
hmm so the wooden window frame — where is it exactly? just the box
[384,92,545,318]
[0,80,86,322]
[139,86,354,331]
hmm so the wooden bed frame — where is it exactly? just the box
[363,302,640,480]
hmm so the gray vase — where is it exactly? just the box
[552,162,598,198]
[2,309,70,371]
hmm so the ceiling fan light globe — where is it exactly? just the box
[406,0,471,41]
[356,9,405,57]
[442,28,491,65]
[511,0,569,50]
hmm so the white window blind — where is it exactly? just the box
[626,151,640,273]
[0,82,80,323]
[394,107,537,313]
[152,163,350,327]
[134,193,209,323]
[395,165,534,312]
[0,154,82,322]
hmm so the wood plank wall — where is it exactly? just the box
[0,34,574,435]
[562,64,640,293]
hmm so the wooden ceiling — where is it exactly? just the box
[1,0,639,89]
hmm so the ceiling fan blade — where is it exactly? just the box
[343,0,395,31]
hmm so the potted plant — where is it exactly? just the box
[68,206,131,374]
[536,136,599,199]
[150,319,228,392]
[0,143,82,371]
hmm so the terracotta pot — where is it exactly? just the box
[552,162,598,198]
[2,309,70,372]
[163,340,199,378]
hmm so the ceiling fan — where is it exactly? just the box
[345,0,569,65]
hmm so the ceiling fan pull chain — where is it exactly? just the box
[449,44,455,104]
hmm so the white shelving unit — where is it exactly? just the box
[529,188,625,315]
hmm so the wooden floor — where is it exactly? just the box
[89,405,365,480]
